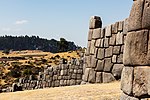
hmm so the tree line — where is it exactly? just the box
[0,35,80,53]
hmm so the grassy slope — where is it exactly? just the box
[0,81,121,100]
[0,50,80,87]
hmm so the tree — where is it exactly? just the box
[59,38,68,52]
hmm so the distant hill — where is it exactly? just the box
[0,35,80,53]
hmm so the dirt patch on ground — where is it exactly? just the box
[0,81,121,100]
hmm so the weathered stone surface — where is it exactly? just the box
[112,22,119,34]
[105,25,112,37]
[95,60,104,71]
[142,0,150,29]
[96,72,102,83]
[88,69,96,83]
[88,29,93,41]
[83,68,90,82]
[70,79,76,85]
[128,0,144,31]
[101,28,105,38]
[90,40,96,55]
[104,58,113,72]
[85,41,91,56]
[118,21,124,31]
[94,48,98,58]
[104,38,109,48]
[89,16,102,29]
[95,39,101,47]
[112,64,124,79]
[113,46,120,55]
[91,56,97,68]
[117,54,123,64]
[121,45,124,53]
[112,55,117,63]
[116,32,123,45]
[86,55,92,68]
[121,67,133,95]
[133,67,150,97]
[123,18,128,35]
[109,34,116,45]
[120,92,139,100]
[123,30,149,65]
[103,72,115,83]
[92,28,101,39]
[76,74,82,80]
[97,48,105,60]
[105,46,113,58]
[100,39,104,48]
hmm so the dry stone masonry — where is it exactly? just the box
[83,16,128,84]
[0,56,84,92]
[121,0,150,99]
[18,58,83,91]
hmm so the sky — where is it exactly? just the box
[0,0,133,47]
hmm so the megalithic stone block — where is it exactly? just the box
[96,72,102,83]
[109,34,116,46]
[91,56,97,68]
[88,68,96,83]
[128,0,144,31]
[105,25,112,37]
[104,58,113,72]
[133,66,150,97]
[116,32,123,45]
[90,40,96,54]
[112,22,119,34]
[104,38,109,48]
[105,46,113,58]
[97,48,105,60]
[102,72,115,83]
[113,46,120,55]
[142,0,150,29]
[92,28,101,39]
[83,68,90,82]
[88,29,93,41]
[121,67,133,95]
[112,64,124,79]
[95,60,104,71]
[95,39,101,48]
[89,16,102,29]
[118,21,124,32]
[86,55,92,68]
[123,18,128,35]
[123,30,149,65]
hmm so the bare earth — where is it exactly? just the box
[0,81,121,100]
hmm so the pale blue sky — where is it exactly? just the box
[0,0,132,47]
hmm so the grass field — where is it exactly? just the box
[0,81,121,100]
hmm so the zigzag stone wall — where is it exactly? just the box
[82,16,128,83]
[1,56,84,92]
[19,58,83,90]
[121,0,150,99]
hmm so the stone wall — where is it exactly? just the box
[0,56,84,92]
[18,58,83,91]
[82,16,128,83]
[121,0,150,99]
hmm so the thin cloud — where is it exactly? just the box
[15,20,29,25]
